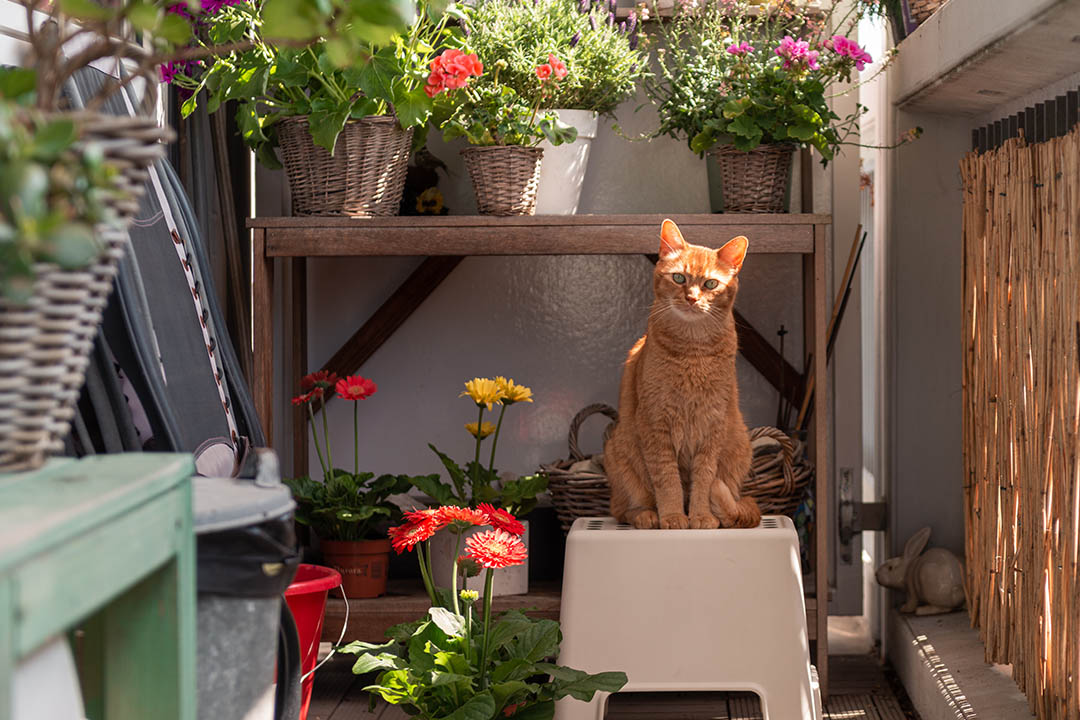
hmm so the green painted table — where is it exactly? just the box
[0,453,196,720]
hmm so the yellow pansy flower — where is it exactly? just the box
[495,376,533,405]
[465,421,497,439]
[460,378,504,410]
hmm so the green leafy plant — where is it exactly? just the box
[0,77,126,301]
[414,376,548,516]
[286,370,438,542]
[645,0,895,162]
[19,0,407,113]
[174,0,467,163]
[343,507,627,719]
[462,0,648,114]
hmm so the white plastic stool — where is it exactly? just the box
[555,516,822,720]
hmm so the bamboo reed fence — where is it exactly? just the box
[961,124,1080,720]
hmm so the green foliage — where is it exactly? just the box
[0,79,125,302]
[462,0,648,114]
[340,607,626,719]
[175,0,465,161]
[646,0,877,162]
[418,445,548,516]
[440,84,576,147]
[285,470,436,541]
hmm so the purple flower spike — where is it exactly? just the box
[463,22,470,35]
[619,20,626,33]
[570,31,582,47]
[589,14,598,29]
[607,10,615,25]
[627,15,637,33]
[629,33,638,49]
[579,0,589,12]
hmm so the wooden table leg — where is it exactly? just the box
[291,257,308,478]
[251,228,274,446]
[813,223,829,699]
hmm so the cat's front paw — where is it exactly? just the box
[660,513,690,529]
[690,513,720,529]
[629,509,660,529]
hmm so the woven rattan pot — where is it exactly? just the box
[0,114,169,472]
[908,0,946,24]
[710,143,795,213]
[541,406,815,533]
[461,145,543,216]
[277,115,412,217]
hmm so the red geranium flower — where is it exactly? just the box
[301,370,339,392]
[477,502,525,536]
[547,53,567,79]
[388,509,444,554]
[438,505,488,528]
[425,49,483,98]
[464,529,528,569]
[336,375,377,401]
[535,63,552,81]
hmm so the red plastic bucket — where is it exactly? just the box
[285,564,342,720]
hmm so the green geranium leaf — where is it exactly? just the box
[393,86,431,130]
[157,13,195,46]
[786,123,817,141]
[58,0,112,21]
[0,68,36,103]
[690,130,716,155]
[354,48,400,104]
[32,119,77,157]
[262,0,322,39]
[307,108,350,154]
[127,2,161,32]
[727,114,761,140]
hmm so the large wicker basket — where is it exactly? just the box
[0,113,169,472]
[710,143,795,214]
[462,145,543,216]
[277,115,412,217]
[908,0,946,24]
[541,405,815,533]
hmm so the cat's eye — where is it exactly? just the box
[703,279,720,290]
[672,273,686,284]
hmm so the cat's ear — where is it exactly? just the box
[718,235,748,274]
[659,219,686,259]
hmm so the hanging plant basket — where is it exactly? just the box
[710,143,795,214]
[0,113,170,472]
[277,115,412,217]
[461,145,543,216]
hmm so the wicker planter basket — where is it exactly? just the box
[908,0,946,24]
[462,145,543,216]
[277,115,412,217]
[541,405,814,533]
[0,114,169,472]
[710,143,795,214]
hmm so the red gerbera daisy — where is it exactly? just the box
[336,375,377,401]
[437,505,488,529]
[477,502,525,536]
[388,509,443,554]
[301,370,339,392]
[464,529,528,569]
[291,391,314,406]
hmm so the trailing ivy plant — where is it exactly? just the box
[172,0,468,164]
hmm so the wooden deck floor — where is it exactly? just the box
[308,653,918,720]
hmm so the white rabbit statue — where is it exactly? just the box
[875,527,966,615]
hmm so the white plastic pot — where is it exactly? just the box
[428,521,530,597]
[534,109,599,215]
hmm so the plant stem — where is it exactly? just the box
[308,404,328,476]
[353,401,359,477]
[417,541,437,605]
[478,568,495,689]
[321,401,334,476]
[451,532,464,616]
[487,403,508,478]
[471,405,484,503]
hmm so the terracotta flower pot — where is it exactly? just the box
[320,538,391,599]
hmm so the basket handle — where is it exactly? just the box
[568,404,619,461]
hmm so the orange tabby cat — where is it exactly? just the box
[606,219,761,530]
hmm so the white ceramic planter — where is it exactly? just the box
[534,109,599,215]
[428,521,529,597]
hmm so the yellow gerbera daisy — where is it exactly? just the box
[460,378,504,410]
[465,421,497,439]
[495,376,533,404]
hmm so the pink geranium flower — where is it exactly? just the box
[726,41,754,56]
[774,35,817,70]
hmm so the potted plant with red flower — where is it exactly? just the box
[407,376,548,596]
[286,371,440,598]
[429,50,578,215]
[340,505,627,719]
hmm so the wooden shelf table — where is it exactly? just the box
[0,453,197,720]
[246,212,831,693]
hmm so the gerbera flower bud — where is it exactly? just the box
[460,589,480,602]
